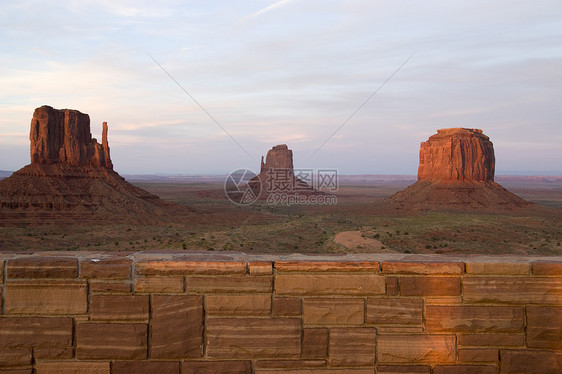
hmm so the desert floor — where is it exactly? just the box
[1,176,560,255]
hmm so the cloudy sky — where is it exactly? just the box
[1,0,561,175]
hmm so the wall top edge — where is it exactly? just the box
[0,250,560,263]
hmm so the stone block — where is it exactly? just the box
[275,274,384,295]
[273,297,302,317]
[112,361,180,374]
[425,305,524,333]
[206,318,301,358]
[80,257,131,279]
[465,262,528,275]
[33,347,73,360]
[90,295,149,321]
[151,295,203,359]
[378,335,456,364]
[433,365,497,374]
[302,328,328,359]
[381,262,464,274]
[399,277,460,296]
[254,360,326,369]
[206,294,271,316]
[186,276,272,293]
[7,257,77,279]
[249,261,272,275]
[386,276,399,296]
[134,276,184,293]
[89,281,131,294]
[376,365,431,373]
[4,280,87,315]
[181,361,252,374]
[457,334,524,347]
[531,261,562,275]
[500,350,562,374]
[458,348,498,363]
[0,347,31,366]
[0,317,72,348]
[275,261,379,272]
[255,370,372,374]
[526,306,562,349]
[136,261,246,275]
[366,298,423,325]
[329,327,376,366]
[303,298,364,325]
[76,323,147,359]
[463,277,562,304]
[35,362,110,374]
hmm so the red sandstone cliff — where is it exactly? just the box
[0,106,184,224]
[418,128,494,183]
[249,144,317,198]
[260,144,294,172]
[389,128,529,210]
[30,106,113,168]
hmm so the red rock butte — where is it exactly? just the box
[418,128,495,183]
[0,106,185,224]
[390,128,530,210]
[30,106,113,168]
[260,144,294,171]
[249,144,319,198]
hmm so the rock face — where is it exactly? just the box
[389,128,530,211]
[249,144,317,198]
[30,105,113,168]
[0,106,185,224]
[260,144,294,172]
[418,128,494,183]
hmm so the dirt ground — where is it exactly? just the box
[0,176,561,255]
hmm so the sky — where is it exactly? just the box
[1,0,561,175]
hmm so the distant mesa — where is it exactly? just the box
[30,105,113,168]
[249,144,320,199]
[260,144,295,171]
[389,128,530,210]
[418,128,494,183]
[0,105,182,224]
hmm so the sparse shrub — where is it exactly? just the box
[182,242,187,250]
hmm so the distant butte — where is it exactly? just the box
[0,105,186,224]
[389,128,531,210]
[249,144,319,198]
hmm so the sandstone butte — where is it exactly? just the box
[389,128,530,210]
[0,105,184,224]
[249,144,321,198]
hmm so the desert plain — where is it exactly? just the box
[1,173,560,255]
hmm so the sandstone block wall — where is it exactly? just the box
[0,252,560,373]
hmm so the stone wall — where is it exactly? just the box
[0,252,561,374]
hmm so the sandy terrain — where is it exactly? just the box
[1,176,561,255]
